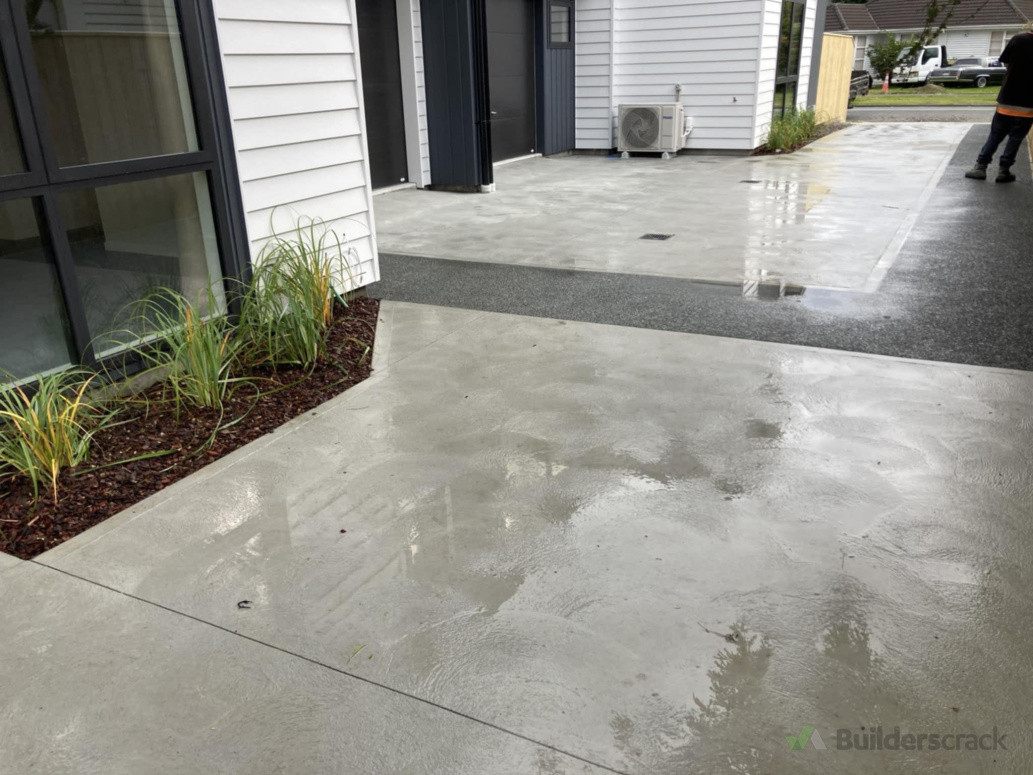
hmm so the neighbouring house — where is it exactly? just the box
[1,0,825,382]
[825,0,1033,75]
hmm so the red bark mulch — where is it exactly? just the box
[0,296,380,560]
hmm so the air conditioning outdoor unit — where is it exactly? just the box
[617,103,692,157]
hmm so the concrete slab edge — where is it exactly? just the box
[864,123,969,293]
[34,302,490,564]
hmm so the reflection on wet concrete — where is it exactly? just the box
[375,123,969,293]
[688,623,774,729]
[374,125,1033,371]
[31,303,1033,774]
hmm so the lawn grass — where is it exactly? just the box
[853,84,1000,107]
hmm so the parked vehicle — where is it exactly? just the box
[929,57,1008,88]
[890,45,948,85]
[848,71,871,105]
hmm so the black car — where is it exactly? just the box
[929,57,1007,88]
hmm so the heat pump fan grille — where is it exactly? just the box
[621,107,661,150]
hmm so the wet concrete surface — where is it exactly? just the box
[372,126,1033,371]
[0,555,603,774]
[15,304,1033,774]
[374,123,967,292]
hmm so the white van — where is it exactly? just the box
[890,45,949,86]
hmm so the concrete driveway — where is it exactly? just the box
[375,123,967,292]
[5,302,1032,774]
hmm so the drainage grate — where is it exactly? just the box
[640,233,674,241]
[740,179,763,184]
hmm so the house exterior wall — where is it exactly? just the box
[846,27,1022,77]
[538,2,578,155]
[398,0,432,187]
[797,0,819,105]
[575,0,819,153]
[755,0,818,147]
[613,0,767,151]
[942,28,994,59]
[212,0,379,289]
[574,0,615,149]
[753,0,784,148]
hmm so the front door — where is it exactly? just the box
[356,0,409,189]
[486,0,537,162]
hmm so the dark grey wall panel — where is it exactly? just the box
[536,0,575,155]
[421,0,484,188]
[357,0,409,189]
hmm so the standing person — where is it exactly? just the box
[966,28,1033,183]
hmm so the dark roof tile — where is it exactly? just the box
[837,3,880,30]
[826,0,1031,32]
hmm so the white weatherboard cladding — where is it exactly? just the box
[576,0,819,152]
[941,29,994,60]
[212,0,379,289]
[613,0,766,151]
[575,0,615,149]
[753,0,783,148]
[796,0,817,109]
[398,0,432,187]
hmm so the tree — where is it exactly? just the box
[867,35,909,80]
[899,0,963,67]
[864,0,967,79]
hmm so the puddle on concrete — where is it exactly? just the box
[745,420,783,440]
[714,478,746,496]
[742,278,807,301]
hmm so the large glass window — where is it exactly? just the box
[773,0,806,120]
[0,197,75,379]
[26,0,199,167]
[0,0,242,380]
[59,173,222,355]
[0,57,25,175]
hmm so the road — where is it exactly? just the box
[848,105,995,122]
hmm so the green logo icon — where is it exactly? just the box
[787,726,827,750]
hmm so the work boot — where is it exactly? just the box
[996,166,1016,184]
[965,163,988,180]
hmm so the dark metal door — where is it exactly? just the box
[357,0,409,189]
[486,0,536,162]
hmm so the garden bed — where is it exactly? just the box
[753,121,846,156]
[0,296,379,560]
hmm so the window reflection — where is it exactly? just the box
[0,198,75,379]
[58,173,223,356]
[27,0,198,167]
[0,57,26,175]
[550,4,571,45]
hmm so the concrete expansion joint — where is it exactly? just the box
[26,559,632,775]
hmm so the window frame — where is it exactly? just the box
[853,35,868,71]
[0,0,248,371]
[773,0,807,120]
[548,0,574,50]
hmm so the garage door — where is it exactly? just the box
[357,0,409,189]
[486,0,537,162]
